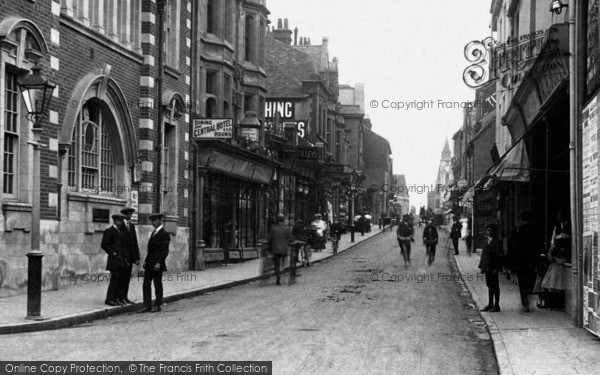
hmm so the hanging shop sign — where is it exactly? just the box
[321,163,346,175]
[463,25,567,89]
[192,118,233,139]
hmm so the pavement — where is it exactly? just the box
[442,226,600,375]
[0,227,385,335]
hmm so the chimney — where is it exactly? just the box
[307,38,311,45]
[272,17,292,45]
[294,27,298,45]
[323,36,329,47]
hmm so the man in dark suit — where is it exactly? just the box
[478,223,503,312]
[119,207,140,304]
[267,215,292,285]
[138,213,170,313]
[450,215,462,255]
[101,213,128,306]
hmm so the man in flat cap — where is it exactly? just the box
[101,213,129,306]
[138,213,170,313]
[119,207,140,304]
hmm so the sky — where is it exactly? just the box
[267,0,492,208]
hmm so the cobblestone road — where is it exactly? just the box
[1,228,498,375]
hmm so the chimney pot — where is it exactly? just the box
[277,19,282,29]
[284,19,289,30]
[294,27,298,45]
[308,38,311,45]
[323,36,329,46]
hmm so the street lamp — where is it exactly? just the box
[238,111,261,143]
[18,62,55,320]
[550,0,568,15]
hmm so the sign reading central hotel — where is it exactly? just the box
[193,119,233,139]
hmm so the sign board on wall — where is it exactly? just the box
[192,119,233,139]
[265,100,295,119]
[582,93,600,337]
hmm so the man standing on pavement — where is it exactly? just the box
[422,218,439,266]
[101,214,128,306]
[120,207,140,304]
[450,215,462,255]
[479,223,503,313]
[267,215,292,285]
[138,213,170,313]
[508,211,540,312]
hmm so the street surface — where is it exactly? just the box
[1,228,498,375]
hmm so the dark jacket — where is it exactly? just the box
[267,223,292,255]
[292,222,307,242]
[450,221,462,239]
[508,222,540,273]
[144,227,170,272]
[101,225,128,270]
[423,225,438,246]
[396,221,413,240]
[121,221,140,263]
[478,236,503,273]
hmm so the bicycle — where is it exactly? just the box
[332,235,339,256]
[300,242,311,267]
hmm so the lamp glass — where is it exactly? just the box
[18,65,55,125]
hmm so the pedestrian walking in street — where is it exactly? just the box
[310,213,327,251]
[101,213,129,306]
[267,215,292,285]
[478,223,503,313]
[397,214,414,268]
[120,207,140,305]
[292,219,307,263]
[465,217,473,256]
[422,218,438,266]
[507,211,540,312]
[138,213,170,313]
[450,215,462,255]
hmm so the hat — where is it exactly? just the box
[111,214,126,221]
[120,207,135,214]
[148,213,164,220]
[314,213,322,218]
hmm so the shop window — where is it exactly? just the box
[68,102,117,194]
[2,71,20,196]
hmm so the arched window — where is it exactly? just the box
[68,101,117,194]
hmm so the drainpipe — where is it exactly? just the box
[568,0,582,327]
[156,0,166,213]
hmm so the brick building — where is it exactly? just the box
[0,0,191,296]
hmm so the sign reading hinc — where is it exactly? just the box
[193,119,233,139]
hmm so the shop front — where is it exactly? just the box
[194,140,278,266]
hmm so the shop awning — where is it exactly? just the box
[488,139,530,182]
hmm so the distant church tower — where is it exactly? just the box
[436,139,453,188]
[428,139,453,211]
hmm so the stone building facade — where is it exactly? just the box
[0,0,191,296]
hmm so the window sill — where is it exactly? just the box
[165,65,180,79]
[2,201,32,213]
[67,193,127,206]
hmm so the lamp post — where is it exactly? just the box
[238,111,262,146]
[18,62,55,320]
[350,183,356,243]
